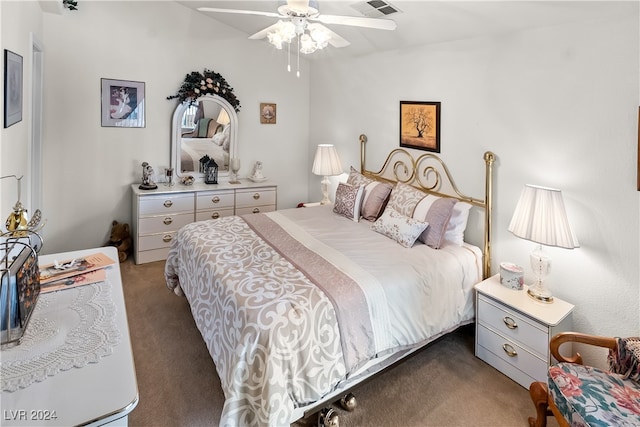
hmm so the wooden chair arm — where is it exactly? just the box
[550,332,617,365]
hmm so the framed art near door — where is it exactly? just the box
[4,50,23,128]
[101,78,145,128]
[400,101,441,153]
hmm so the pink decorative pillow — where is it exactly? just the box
[347,167,393,221]
[333,183,365,222]
[412,195,457,249]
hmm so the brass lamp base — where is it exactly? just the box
[527,288,554,304]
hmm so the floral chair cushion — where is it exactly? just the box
[548,362,640,426]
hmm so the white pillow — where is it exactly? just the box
[443,202,472,245]
[371,207,429,248]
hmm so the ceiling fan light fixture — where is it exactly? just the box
[310,26,330,49]
[267,20,296,49]
[278,0,319,17]
[299,33,317,54]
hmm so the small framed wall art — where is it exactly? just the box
[260,103,276,124]
[4,49,23,128]
[101,78,145,128]
[399,101,441,153]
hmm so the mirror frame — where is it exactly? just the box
[171,94,239,181]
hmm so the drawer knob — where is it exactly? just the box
[162,234,173,243]
[502,343,518,357]
[252,208,260,214]
[253,193,260,200]
[211,212,220,219]
[163,217,173,225]
[503,316,518,329]
[163,200,173,208]
[212,196,220,203]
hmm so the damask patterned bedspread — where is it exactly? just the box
[165,206,482,426]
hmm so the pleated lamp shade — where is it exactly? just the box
[312,144,343,176]
[508,184,579,249]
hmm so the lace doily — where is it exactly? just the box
[1,280,121,392]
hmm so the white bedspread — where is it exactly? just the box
[165,205,481,426]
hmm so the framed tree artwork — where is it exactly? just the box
[4,50,23,128]
[399,101,441,152]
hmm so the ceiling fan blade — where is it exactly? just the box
[248,23,280,40]
[197,7,282,19]
[307,23,350,48]
[312,14,396,31]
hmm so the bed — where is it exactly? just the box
[165,135,495,426]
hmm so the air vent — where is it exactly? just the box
[350,1,401,18]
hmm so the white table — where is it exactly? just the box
[474,274,574,388]
[0,247,138,426]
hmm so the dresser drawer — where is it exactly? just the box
[477,295,548,357]
[195,208,235,222]
[236,205,276,216]
[139,193,194,215]
[196,191,235,210]
[138,212,193,235]
[477,324,547,383]
[138,231,178,251]
[236,188,276,208]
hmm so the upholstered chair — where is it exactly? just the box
[528,332,640,427]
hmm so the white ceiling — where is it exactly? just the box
[177,1,636,60]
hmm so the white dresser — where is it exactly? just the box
[475,274,574,388]
[131,180,277,264]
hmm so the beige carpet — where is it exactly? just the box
[120,259,555,427]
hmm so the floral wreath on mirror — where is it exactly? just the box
[167,69,241,112]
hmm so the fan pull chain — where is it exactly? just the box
[287,40,291,73]
[296,35,301,78]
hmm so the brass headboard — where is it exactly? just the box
[358,134,495,279]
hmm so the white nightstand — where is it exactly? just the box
[475,274,574,388]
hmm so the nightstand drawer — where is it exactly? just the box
[477,324,548,383]
[478,295,548,357]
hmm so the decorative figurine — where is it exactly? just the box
[249,161,266,182]
[139,162,157,190]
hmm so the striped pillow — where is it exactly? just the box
[347,167,393,221]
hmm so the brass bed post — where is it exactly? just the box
[359,134,367,173]
[483,151,495,279]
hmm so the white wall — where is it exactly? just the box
[37,1,310,254]
[310,6,640,364]
[0,1,44,222]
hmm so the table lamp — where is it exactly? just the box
[508,184,579,303]
[312,144,343,205]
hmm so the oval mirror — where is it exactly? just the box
[171,94,238,180]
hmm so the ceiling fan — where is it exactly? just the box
[198,1,397,75]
